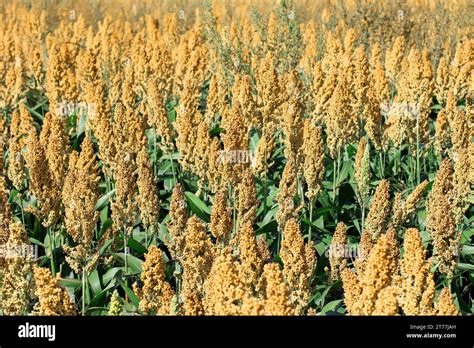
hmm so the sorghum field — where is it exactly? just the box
[0,0,472,317]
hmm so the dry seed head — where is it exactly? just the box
[237,169,258,224]
[258,263,293,316]
[276,159,297,231]
[7,137,26,190]
[280,218,316,314]
[110,151,138,237]
[24,132,61,227]
[136,147,160,230]
[253,122,277,177]
[39,112,71,193]
[426,192,458,277]
[451,108,469,155]
[452,147,472,225]
[62,136,99,250]
[372,286,400,315]
[435,288,459,315]
[146,79,174,153]
[329,222,348,282]
[203,252,248,315]
[354,138,371,206]
[206,137,223,193]
[364,180,391,242]
[210,188,232,245]
[341,268,362,315]
[434,110,451,155]
[33,267,76,315]
[400,228,435,315]
[282,70,304,164]
[351,45,369,116]
[354,233,399,315]
[181,216,215,309]
[385,36,405,83]
[435,56,449,103]
[355,230,374,276]
[256,52,282,127]
[135,246,174,315]
[0,222,34,315]
[0,173,11,250]
[174,77,200,173]
[302,119,324,201]
[166,184,188,261]
[234,221,264,289]
[326,66,358,158]
[403,180,429,221]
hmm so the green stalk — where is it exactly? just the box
[308,197,313,242]
[18,192,26,227]
[123,228,128,275]
[379,152,384,178]
[48,227,56,276]
[82,267,87,316]
[415,110,420,185]
[169,151,177,184]
[361,201,366,234]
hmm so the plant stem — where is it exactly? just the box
[123,228,128,275]
[82,267,86,316]
[308,198,313,242]
[415,111,420,185]
[48,227,56,276]
[169,151,177,184]
[361,201,366,234]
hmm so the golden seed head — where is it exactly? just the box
[354,138,371,205]
[33,267,76,315]
[400,228,435,315]
[62,136,100,250]
[364,180,391,242]
[234,221,264,289]
[165,183,188,261]
[329,222,348,282]
[354,233,399,315]
[24,132,61,227]
[181,216,215,310]
[434,110,451,155]
[302,119,324,201]
[0,222,34,315]
[136,147,160,230]
[210,188,232,245]
[280,218,316,314]
[435,288,459,316]
[135,245,174,315]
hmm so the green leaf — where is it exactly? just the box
[23,103,44,121]
[88,269,102,296]
[113,253,143,274]
[102,267,122,287]
[76,113,87,137]
[60,278,82,289]
[95,189,116,211]
[320,299,343,314]
[315,242,326,256]
[128,237,147,255]
[461,245,474,255]
[457,263,474,271]
[184,191,210,221]
[118,280,140,307]
[98,219,113,240]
